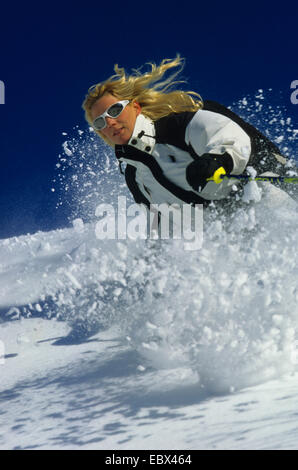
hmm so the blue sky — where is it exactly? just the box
[0,2,297,238]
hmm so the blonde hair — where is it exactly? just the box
[82,55,203,145]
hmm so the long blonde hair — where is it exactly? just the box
[82,55,203,145]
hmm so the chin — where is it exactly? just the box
[110,130,128,145]
[116,135,130,145]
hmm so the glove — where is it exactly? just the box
[186,152,234,191]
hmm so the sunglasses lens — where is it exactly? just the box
[108,102,124,118]
[93,116,105,130]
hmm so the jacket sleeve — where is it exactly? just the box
[185,109,251,174]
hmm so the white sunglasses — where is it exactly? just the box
[92,100,130,130]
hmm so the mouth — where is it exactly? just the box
[113,128,124,137]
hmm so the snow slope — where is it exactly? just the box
[1,317,298,450]
[1,90,298,450]
[1,182,298,450]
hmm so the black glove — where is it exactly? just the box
[186,152,234,191]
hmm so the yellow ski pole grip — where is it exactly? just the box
[207,167,226,184]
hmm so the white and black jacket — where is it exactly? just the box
[115,100,286,209]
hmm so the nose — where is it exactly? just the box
[105,116,116,127]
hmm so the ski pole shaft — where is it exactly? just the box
[207,166,298,184]
[220,175,298,184]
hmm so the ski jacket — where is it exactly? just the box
[114,100,286,209]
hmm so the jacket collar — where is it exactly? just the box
[127,114,156,154]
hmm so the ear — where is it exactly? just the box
[133,101,142,116]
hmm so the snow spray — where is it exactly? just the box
[2,88,297,395]
[51,89,298,393]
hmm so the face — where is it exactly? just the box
[90,93,142,145]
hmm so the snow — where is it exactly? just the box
[1,91,298,450]
[1,180,298,450]
[62,141,73,157]
[1,318,298,450]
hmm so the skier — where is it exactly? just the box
[82,56,292,211]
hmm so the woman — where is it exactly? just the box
[82,56,290,211]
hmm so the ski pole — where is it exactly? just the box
[207,167,298,185]
[221,175,298,183]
